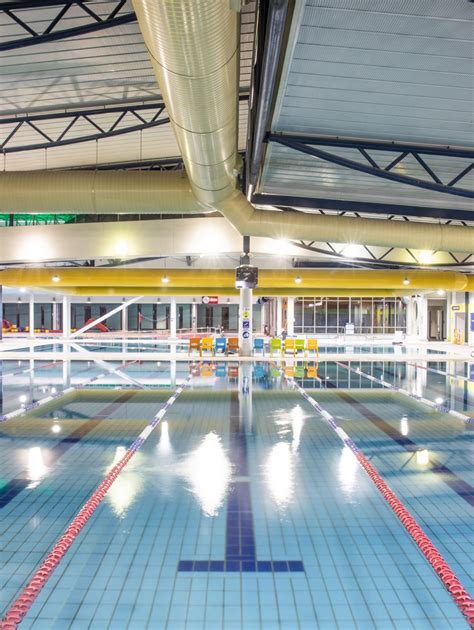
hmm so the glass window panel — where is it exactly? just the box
[338,298,350,329]
[326,299,338,333]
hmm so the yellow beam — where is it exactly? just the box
[1,267,469,291]
[51,287,411,298]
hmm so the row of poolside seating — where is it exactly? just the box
[188,336,319,357]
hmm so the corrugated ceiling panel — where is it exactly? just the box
[272,0,473,147]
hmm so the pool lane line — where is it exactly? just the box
[334,361,474,424]
[0,360,64,381]
[0,390,136,510]
[0,370,196,630]
[0,360,138,424]
[407,362,471,383]
[277,368,474,627]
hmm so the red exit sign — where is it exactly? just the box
[202,296,219,305]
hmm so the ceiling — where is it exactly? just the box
[0,0,472,272]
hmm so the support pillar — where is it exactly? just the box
[260,300,266,334]
[62,295,70,338]
[122,304,128,335]
[287,297,295,336]
[29,293,35,337]
[238,288,253,356]
[276,297,283,336]
[170,298,177,339]
[52,299,59,331]
[191,302,197,333]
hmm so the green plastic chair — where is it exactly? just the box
[270,337,282,356]
[294,366,305,378]
[295,339,306,355]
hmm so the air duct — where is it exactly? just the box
[0,171,205,214]
[132,0,240,205]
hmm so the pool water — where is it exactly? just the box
[0,359,472,629]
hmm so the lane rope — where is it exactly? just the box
[334,361,473,424]
[278,366,474,626]
[0,369,196,629]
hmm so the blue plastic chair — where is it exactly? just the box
[215,337,227,354]
[215,364,227,377]
[253,338,265,355]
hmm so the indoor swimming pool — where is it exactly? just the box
[0,358,472,629]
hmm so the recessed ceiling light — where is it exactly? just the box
[436,289,445,296]
[52,275,60,283]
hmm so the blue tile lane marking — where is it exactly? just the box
[336,390,474,507]
[178,390,305,573]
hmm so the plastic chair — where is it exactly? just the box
[284,366,295,378]
[283,338,296,356]
[188,337,200,355]
[215,337,227,354]
[227,338,239,354]
[307,365,318,379]
[270,367,281,378]
[270,338,282,356]
[215,364,227,378]
[307,339,319,357]
[253,338,265,355]
[295,339,305,356]
[200,337,214,356]
[201,364,214,377]
[294,365,305,378]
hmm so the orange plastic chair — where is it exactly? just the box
[307,365,318,378]
[188,337,200,355]
[307,339,319,357]
[283,338,296,356]
[200,337,214,356]
[227,337,239,354]
[284,366,295,378]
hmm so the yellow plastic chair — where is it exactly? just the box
[307,339,319,357]
[200,337,214,356]
[283,338,296,356]
[201,364,214,377]
[284,366,295,378]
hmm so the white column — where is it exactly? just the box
[170,360,176,388]
[62,360,71,389]
[170,298,177,339]
[239,288,253,356]
[260,300,266,334]
[52,300,59,330]
[62,295,70,338]
[29,293,35,337]
[122,305,128,335]
[276,297,283,336]
[287,297,295,336]
[191,302,197,333]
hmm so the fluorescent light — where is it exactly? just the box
[115,241,128,256]
[419,250,433,265]
[342,243,360,258]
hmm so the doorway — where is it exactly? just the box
[427,299,446,341]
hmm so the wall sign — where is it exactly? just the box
[452,305,461,311]
[201,296,218,305]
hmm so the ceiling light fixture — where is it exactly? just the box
[402,276,410,285]
[437,289,445,296]
[161,275,169,284]
[52,275,60,283]
[295,276,302,284]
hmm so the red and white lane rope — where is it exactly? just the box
[0,370,195,629]
[335,361,474,425]
[280,368,474,627]
[407,361,471,383]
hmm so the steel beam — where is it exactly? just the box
[0,1,136,52]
